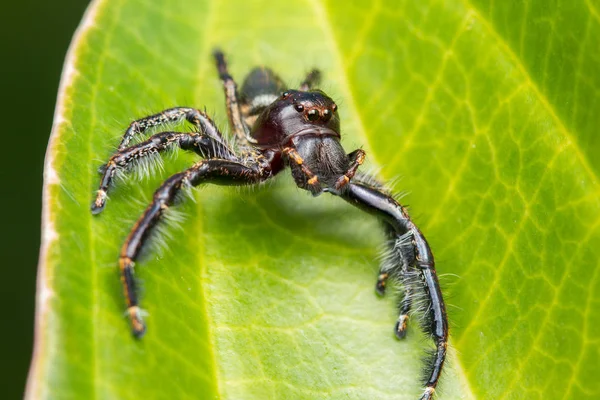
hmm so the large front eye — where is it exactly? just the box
[307,109,319,121]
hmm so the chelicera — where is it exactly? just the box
[91,50,448,400]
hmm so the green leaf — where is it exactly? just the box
[28,0,600,399]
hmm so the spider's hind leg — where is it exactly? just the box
[299,69,321,91]
[213,50,252,142]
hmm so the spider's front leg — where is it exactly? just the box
[92,111,234,213]
[117,107,225,151]
[339,182,448,400]
[120,159,269,337]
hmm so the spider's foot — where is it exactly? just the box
[91,190,107,214]
[394,314,409,339]
[375,273,388,296]
[419,386,435,400]
[128,306,146,339]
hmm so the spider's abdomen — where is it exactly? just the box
[240,67,287,129]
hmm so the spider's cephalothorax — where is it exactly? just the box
[91,50,448,400]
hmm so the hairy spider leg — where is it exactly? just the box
[119,159,268,337]
[334,149,366,190]
[376,224,416,339]
[339,182,448,400]
[283,146,322,195]
[116,107,225,151]
[91,131,236,214]
[213,50,250,142]
[92,110,232,213]
[299,69,322,91]
[352,173,416,336]
[396,285,413,339]
[376,225,396,295]
[375,271,389,295]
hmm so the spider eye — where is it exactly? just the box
[322,109,332,122]
[282,91,290,98]
[332,103,338,112]
[294,104,304,112]
[307,109,319,121]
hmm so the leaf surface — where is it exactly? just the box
[29,0,600,399]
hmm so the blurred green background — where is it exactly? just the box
[1,1,89,398]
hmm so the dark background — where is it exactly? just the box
[1,1,90,398]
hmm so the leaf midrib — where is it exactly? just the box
[192,0,221,397]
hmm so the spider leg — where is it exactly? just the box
[384,227,419,339]
[396,285,412,339]
[376,225,396,295]
[117,107,225,150]
[352,173,417,338]
[213,50,250,142]
[338,182,448,400]
[283,146,322,195]
[120,159,268,338]
[299,69,321,91]
[334,149,366,190]
[92,131,235,214]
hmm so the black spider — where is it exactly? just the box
[91,50,448,400]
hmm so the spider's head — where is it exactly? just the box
[250,89,340,148]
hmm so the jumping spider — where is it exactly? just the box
[91,50,448,400]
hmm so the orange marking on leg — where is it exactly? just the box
[119,256,131,271]
[334,175,350,190]
[283,147,304,165]
[356,151,366,165]
[284,147,320,188]
[397,314,409,334]
[94,190,107,208]
[422,386,435,399]
[119,256,133,305]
